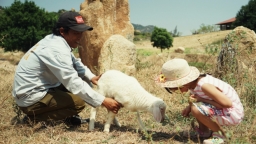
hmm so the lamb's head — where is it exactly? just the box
[150,99,166,123]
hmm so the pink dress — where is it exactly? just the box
[190,74,244,126]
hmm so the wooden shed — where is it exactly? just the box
[216,17,236,30]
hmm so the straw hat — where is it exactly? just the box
[155,58,200,88]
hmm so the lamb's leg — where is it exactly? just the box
[104,111,116,133]
[89,107,98,131]
[113,117,121,127]
[136,112,146,131]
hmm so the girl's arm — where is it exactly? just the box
[196,97,224,108]
[200,83,232,108]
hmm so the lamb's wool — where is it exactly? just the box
[89,70,166,132]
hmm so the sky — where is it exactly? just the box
[1,0,250,36]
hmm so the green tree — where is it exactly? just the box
[150,26,173,52]
[233,0,256,32]
[170,26,181,37]
[57,9,67,14]
[0,0,58,52]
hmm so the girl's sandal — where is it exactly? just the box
[183,126,212,138]
[203,131,225,144]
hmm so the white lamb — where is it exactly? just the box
[89,70,166,132]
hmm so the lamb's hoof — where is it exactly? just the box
[103,129,110,133]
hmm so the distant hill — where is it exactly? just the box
[132,23,155,33]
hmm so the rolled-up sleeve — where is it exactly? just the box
[71,53,95,80]
[39,51,105,107]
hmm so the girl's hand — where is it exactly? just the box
[190,94,202,102]
[189,95,197,103]
[182,105,191,117]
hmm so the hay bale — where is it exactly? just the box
[174,47,185,53]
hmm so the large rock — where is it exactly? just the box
[99,34,136,75]
[78,0,134,74]
[174,47,185,53]
[216,26,256,87]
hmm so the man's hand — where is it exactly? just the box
[91,74,102,85]
[102,97,123,114]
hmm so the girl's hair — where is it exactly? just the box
[52,24,70,36]
[164,73,208,94]
[190,73,207,83]
[165,88,172,94]
[199,73,207,77]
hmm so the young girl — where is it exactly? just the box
[155,58,244,144]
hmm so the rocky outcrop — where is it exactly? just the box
[78,0,134,74]
[216,26,256,87]
[99,34,136,75]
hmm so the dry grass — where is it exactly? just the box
[135,30,231,52]
[0,30,255,144]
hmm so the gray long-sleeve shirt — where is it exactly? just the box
[12,34,105,107]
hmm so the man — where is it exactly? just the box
[12,11,122,125]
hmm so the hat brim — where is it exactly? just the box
[155,66,200,88]
[70,24,93,32]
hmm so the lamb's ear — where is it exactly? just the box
[153,106,162,123]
